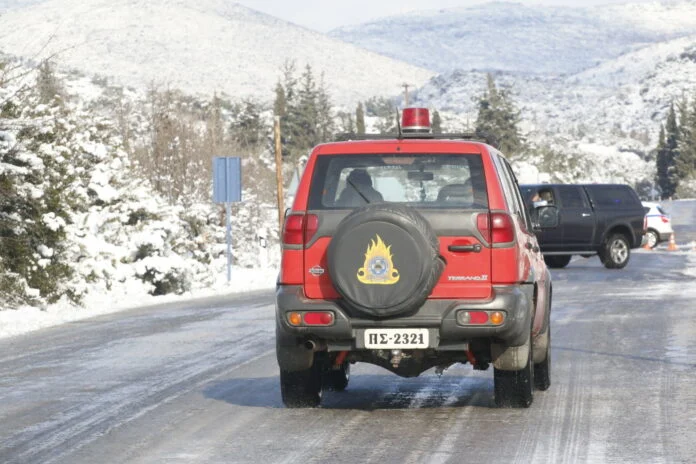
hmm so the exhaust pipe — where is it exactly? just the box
[304,339,327,352]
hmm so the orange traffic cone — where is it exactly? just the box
[642,241,652,251]
[667,233,678,251]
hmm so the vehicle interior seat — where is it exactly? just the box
[337,169,384,207]
[437,181,474,204]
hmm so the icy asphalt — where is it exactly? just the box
[0,201,695,464]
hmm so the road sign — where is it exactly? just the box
[212,157,242,284]
[213,157,242,204]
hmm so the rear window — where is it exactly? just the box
[558,186,586,208]
[587,186,640,209]
[307,154,488,210]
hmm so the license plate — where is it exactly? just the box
[364,329,429,349]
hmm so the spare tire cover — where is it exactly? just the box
[327,204,444,318]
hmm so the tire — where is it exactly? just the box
[600,234,630,269]
[328,204,444,318]
[280,361,323,408]
[494,337,534,408]
[323,362,350,392]
[544,255,572,269]
[534,325,551,391]
[645,229,659,249]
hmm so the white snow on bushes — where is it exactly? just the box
[0,60,280,339]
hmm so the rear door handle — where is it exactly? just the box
[448,244,482,253]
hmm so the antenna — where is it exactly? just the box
[402,83,410,107]
[396,108,402,139]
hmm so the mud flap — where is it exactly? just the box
[276,341,314,372]
[276,323,314,372]
[491,337,531,371]
[532,327,549,364]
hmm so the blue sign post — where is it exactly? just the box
[213,157,242,284]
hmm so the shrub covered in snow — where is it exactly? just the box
[1,59,281,310]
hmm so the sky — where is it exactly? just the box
[235,0,660,32]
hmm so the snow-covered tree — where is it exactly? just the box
[475,74,523,156]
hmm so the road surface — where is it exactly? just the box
[1,201,695,464]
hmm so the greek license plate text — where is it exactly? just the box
[364,329,429,349]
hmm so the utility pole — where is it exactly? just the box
[273,116,285,237]
[402,83,410,107]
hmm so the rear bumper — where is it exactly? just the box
[275,284,534,352]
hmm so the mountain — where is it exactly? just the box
[0,0,45,11]
[412,34,696,184]
[0,0,434,105]
[330,1,696,75]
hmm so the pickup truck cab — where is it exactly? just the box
[520,184,645,269]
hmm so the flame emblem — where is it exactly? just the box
[357,235,400,285]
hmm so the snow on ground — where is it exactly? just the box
[0,263,278,339]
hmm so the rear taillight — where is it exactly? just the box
[282,213,319,246]
[643,216,648,232]
[303,312,334,326]
[457,310,505,326]
[283,215,304,245]
[661,216,670,224]
[477,212,514,243]
[287,311,334,326]
[491,213,515,243]
[304,214,319,243]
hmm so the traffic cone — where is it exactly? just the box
[642,239,652,251]
[667,233,678,251]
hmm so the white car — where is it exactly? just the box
[642,202,674,249]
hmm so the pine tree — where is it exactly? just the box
[273,81,286,118]
[475,74,523,155]
[36,60,64,105]
[356,102,366,135]
[655,125,670,197]
[316,73,334,143]
[231,99,265,148]
[431,110,442,134]
[273,63,336,165]
[676,95,696,181]
[658,104,680,198]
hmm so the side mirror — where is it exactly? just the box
[534,205,559,230]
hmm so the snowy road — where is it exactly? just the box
[1,202,695,464]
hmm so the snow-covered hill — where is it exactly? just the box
[331,1,696,75]
[412,34,696,184]
[0,0,434,105]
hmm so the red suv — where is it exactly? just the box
[276,108,556,408]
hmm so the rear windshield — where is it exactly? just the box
[307,154,488,210]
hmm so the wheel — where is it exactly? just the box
[323,362,350,392]
[534,325,551,391]
[645,229,659,249]
[544,255,571,269]
[280,361,323,408]
[600,234,630,269]
[494,337,534,408]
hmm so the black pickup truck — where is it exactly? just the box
[520,184,646,269]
